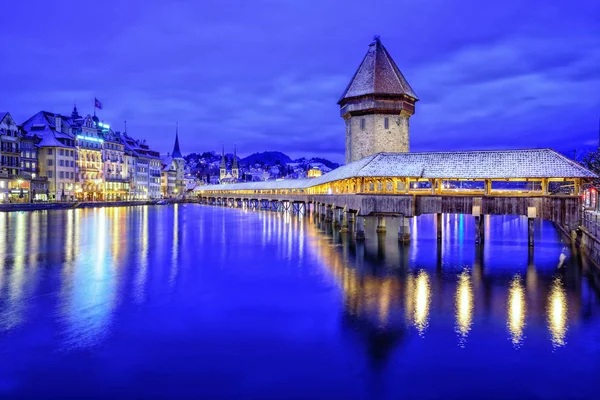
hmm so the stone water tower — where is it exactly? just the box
[339,37,418,163]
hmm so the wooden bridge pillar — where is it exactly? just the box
[528,218,535,247]
[347,212,355,231]
[398,215,411,243]
[333,207,342,228]
[376,216,386,234]
[340,210,349,233]
[436,213,443,241]
[527,207,536,247]
[475,215,484,245]
[325,205,333,223]
[355,216,366,240]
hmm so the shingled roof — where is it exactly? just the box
[198,148,596,192]
[339,37,418,103]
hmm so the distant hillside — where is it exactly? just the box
[241,151,292,166]
[307,157,340,170]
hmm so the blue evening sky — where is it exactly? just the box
[1,0,599,162]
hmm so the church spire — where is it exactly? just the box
[220,145,226,169]
[232,145,238,169]
[172,122,183,158]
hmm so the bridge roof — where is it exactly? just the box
[198,148,595,192]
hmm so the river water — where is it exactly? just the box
[0,205,598,399]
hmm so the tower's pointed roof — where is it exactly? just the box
[172,123,182,158]
[339,37,418,103]
[220,145,226,169]
[232,145,238,169]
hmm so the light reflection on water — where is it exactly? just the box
[508,275,526,347]
[0,206,597,398]
[455,269,473,346]
[548,277,568,348]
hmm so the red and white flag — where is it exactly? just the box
[94,98,103,109]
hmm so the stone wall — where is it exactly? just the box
[346,112,410,163]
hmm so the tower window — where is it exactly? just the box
[384,117,389,129]
[360,118,365,131]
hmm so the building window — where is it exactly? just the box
[47,149,53,155]
[59,149,64,156]
[48,171,53,178]
[48,159,53,166]
[60,171,64,179]
[384,117,389,129]
[59,160,64,167]
[360,118,365,131]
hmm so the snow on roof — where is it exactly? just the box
[198,149,596,192]
[339,37,418,103]
[37,126,73,148]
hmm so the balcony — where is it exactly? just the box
[106,176,130,183]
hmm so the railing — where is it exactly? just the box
[582,209,600,238]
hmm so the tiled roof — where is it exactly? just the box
[198,148,596,192]
[36,126,73,148]
[339,37,418,103]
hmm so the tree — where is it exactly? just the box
[583,149,600,186]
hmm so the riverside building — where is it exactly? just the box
[16,106,174,202]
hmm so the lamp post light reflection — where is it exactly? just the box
[508,275,526,347]
[455,270,474,346]
[413,270,431,336]
[547,277,568,348]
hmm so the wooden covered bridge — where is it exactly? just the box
[197,148,595,245]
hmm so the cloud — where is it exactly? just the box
[0,0,599,163]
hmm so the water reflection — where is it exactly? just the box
[455,270,473,346]
[508,275,526,347]
[0,207,596,396]
[411,270,431,336]
[307,213,597,353]
[548,277,568,348]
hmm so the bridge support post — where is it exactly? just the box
[475,216,484,245]
[398,215,411,243]
[333,208,341,228]
[436,213,443,241]
[356,216,366,240]
[528,218,535,247]
[325,206,333,223]
[340,210,349,233]
[527,207,536,247]
[347,212,355,231]
[376,216,386,234]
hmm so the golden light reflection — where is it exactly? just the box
[507,275,526,347]
[413,270,431,335]
[547,277,568,348]
[455,270,473,345]
[378,278,391,327]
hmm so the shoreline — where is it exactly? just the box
[0,198,199,212]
